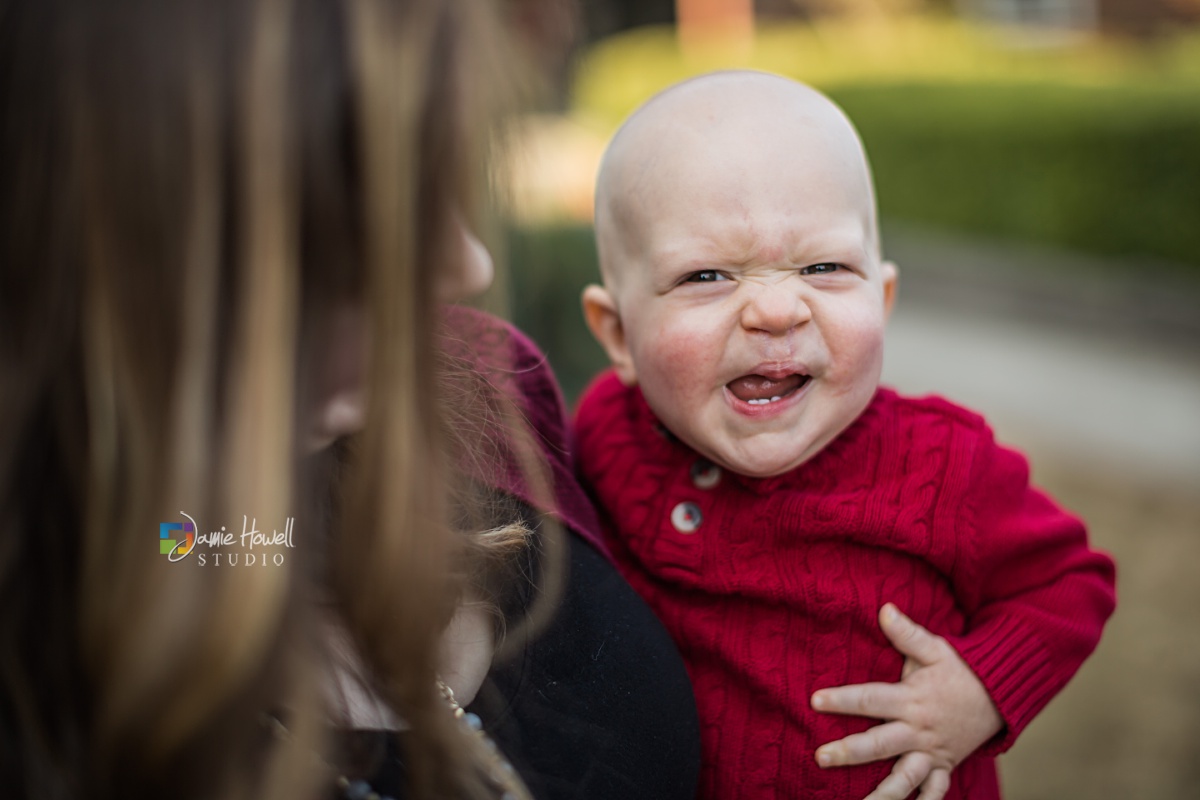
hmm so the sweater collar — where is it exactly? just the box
[627,383,891,496]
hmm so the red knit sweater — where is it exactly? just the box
[575,371,1116,800]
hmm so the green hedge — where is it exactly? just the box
[827,82,1200,270]
[505,224,608,404]
[569,20,1200,273]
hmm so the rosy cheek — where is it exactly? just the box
[825,313,888,385]
[825,296,886,343]
[642,318,717,386]
[842,320,886,354]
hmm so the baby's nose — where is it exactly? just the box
[740,284,811,335]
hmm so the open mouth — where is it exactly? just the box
[726,373,810,406]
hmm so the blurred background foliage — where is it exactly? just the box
[572,16,1200,269]
[499,8,1200,400]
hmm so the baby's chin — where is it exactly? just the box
[700,441,817,479]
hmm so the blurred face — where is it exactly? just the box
[303,218,493,453]
[587,78,895,478]
[438,217,495,302]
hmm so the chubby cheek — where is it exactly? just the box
[823,305,888,394]
[631,311,725,402]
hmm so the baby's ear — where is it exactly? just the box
[581,284,637,385]
[881,261,899,319]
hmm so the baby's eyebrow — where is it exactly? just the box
[725,249,764,269]
[666,243,761,272]
[648,245,715,272]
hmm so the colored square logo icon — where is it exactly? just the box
[160,521,195,556]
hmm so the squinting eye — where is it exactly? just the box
[685,270,727,283]
[800,263,842,276]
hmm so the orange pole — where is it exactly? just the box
[676,0,754,49]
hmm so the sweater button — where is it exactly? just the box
[670,501,702,534]
[690,459,721,489]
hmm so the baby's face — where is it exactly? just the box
[589,78,895,478]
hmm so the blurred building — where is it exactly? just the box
[959,0,1200,36]
[584,0,1200,38]
[582,0,675,40]
[1094,0,1200,36]
[959,0,1097,31]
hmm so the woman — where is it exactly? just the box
[0,1,699,798]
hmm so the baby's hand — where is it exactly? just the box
[809,604,1003,800]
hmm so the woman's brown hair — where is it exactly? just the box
[0,0,536,797]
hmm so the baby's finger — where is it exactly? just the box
[811,680,908,720]
[815,721,916,768]
[878,604,948,667]
[862,751,934,800]
[917,768,951,800]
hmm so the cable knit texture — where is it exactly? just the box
[575,370,1116,800]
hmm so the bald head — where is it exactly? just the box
[581,72,898,478]
[594,71,879,289]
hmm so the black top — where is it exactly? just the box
[349,530,701,800]
[469,530,701,799]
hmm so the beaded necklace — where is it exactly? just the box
[262,680,520,800]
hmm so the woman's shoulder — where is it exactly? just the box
[441,305,561,428]
[441,306,605,547]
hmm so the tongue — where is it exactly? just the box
[727,374,804,402]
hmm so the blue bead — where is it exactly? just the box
[463,712,483,731]
[345,780,372,800]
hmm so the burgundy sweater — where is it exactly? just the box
[575,370,1116,800]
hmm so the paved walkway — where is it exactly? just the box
[862,225,1199,800]
[878,224,1200,491]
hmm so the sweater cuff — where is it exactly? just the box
[945,613,1055,755]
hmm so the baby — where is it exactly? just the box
[575,71,1116,800]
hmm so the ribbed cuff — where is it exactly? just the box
[946,613,1054,755]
